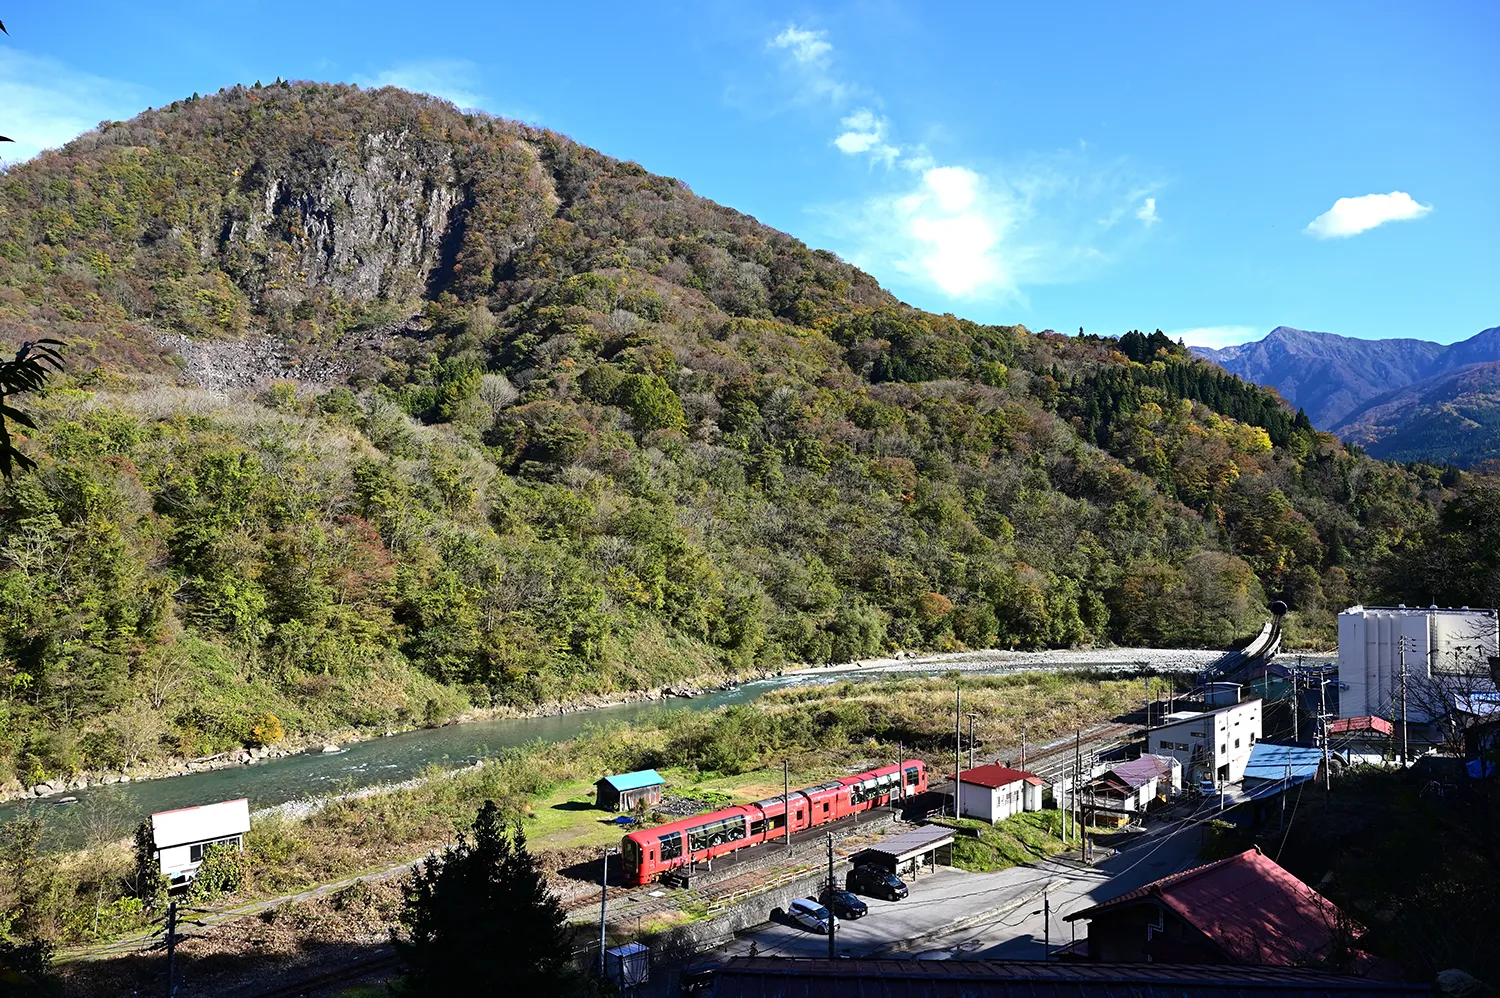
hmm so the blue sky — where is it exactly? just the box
[2,1,1495,346]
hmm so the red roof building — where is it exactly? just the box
[952,765,1044,823]
[1066,848,1396,978]
[951,764,1044,788]
[1327,716,1394,736]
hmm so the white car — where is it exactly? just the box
[778,897,839,934]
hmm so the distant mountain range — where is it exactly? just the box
[1193,325,1500,466]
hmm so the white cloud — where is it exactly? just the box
[355,60,485,110]
[1171,325,1262,350]
[833,108,899,167]
[768,25,832,66]
[825,152,1161,304]
[1304,191,1432,239]
[0,46,149,167]
[1135,196,1160,226]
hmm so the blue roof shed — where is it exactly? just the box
[1242,743,1322,794]
[596,770,666,811]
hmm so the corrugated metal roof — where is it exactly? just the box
[152,798,250,849]
[861,824,955,860]
[951,764,1043,788]
[1108,754,1175,789]
[1243,743,1322,783]
[709,957,1429,997]
[1327,715,1393,736]
[598,769,665,792]
[1066,848,1364,969]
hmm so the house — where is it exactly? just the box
[1241,742,1323,795]
[704,958,1429,997]
[1147,699,1263,784]
[1337,605,1498,726]
[595,769,665,811]
[1327,715,1393,766]
[952,764,1043,822]
[1083,754,1182,817]
[151,798,251,886]
[1065,847,1394,978]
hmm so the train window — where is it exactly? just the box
[750,819,765,837]
[622,838,640,873]
[660,831,683,861]
[688,816,746,853]
[905,767,921,786]
[768,814,785,831]
[822,801,829,813]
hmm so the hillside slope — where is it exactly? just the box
[0,82,1443,784]
[1335,360,1500,465]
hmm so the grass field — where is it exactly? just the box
[937,812,1067,873]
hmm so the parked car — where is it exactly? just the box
[846,865,908,900]
[772,897,839,933]
[678,958,722,995]
[818,887,869,920]
[1199,779,1218,796]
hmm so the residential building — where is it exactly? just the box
[1327,715,1393,766]
[705,958,1428,997]
[952,764,1044,822]
[595,769,666,811]
[1147,699,1262,784]
[151,798,251,886]
[1337,605,1498,725]
[1082,754,1181,817]
[1065,847,1395,978]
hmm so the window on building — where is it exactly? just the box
[1220,744,1226,755]
[1234,738,1240,749]
[188,835,242,864]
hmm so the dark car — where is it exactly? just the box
[678,958,722,996]
[846,865,908,900]
[818,887,869,919]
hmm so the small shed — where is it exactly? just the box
[605,942,649,987]
[596,769,666,812]
[953,764,1044,823]
[854,823,955,880]
[151,798,251,886]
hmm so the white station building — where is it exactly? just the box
[1337,606,1499,724]
[151,798,251,886]
[1147,699,1263,785]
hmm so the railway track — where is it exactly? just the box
[238,952,400,998]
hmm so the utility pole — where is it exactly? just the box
[954,682,963,819]
[1292,669,1300,743]
[1021,723,1027,770]
[598,848,610,979]
[967,713,977,771]
[826,833,836,960]
[1319,678,1331,792]
[165,900,178,998]
[1042,887,1051,960]
[1145,678,1152,732]
[784,760,791,852]
[1074,729,1083,854]
[1399,639,1410,767]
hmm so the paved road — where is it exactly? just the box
[711,805,1213,964]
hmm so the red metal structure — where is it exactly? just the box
[620,760,928,885]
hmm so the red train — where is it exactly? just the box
[619,760,928,885]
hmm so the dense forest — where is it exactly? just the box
[0,81,1472,786]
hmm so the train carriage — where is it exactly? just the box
[620,760,927,885]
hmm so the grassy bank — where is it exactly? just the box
[935,812,1068,873]
[16,670,1150,957]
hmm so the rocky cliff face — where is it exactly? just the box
[233,129,462,303]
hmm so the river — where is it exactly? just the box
[8,649,1227,847]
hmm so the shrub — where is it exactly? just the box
[249,713,285,747]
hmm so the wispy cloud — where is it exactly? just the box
[765,25,1162,303]
[833,108,900,167]
[1304,191,1431,239]
[768,25,832,66]
[1171,325,1262,350]
[766,22,853,105]
[354,59,485,110]
[0,46,149,167]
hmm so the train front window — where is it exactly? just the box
[905,767,920,787]
[621,838,641,873]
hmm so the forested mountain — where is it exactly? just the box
[1334,360,1500,466]
[0,82,1462,784]
[1195,324,1500,431]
